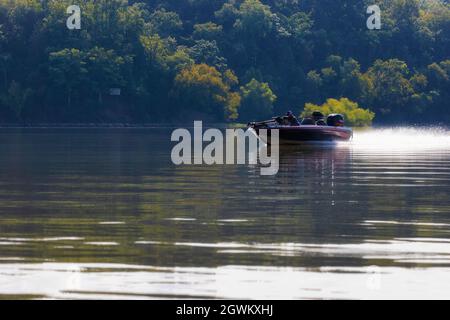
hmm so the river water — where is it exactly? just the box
[0,127,450,299]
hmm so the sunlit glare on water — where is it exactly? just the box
[350,127,450,152]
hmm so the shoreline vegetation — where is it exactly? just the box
[0,122,448,129]
[0,0,449,125]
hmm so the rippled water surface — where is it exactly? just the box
[1,127,450,299]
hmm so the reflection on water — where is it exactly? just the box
[0,127,450,299]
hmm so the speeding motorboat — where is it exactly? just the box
[248,114,353,145]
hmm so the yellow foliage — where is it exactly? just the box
[302,98,375,127]
[174,64,241,120]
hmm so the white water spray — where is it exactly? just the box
[349,127,450,152]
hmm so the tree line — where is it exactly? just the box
[0,0,449,124]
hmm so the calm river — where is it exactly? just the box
[0,127,450,299]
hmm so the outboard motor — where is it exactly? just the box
[327,114,345,127]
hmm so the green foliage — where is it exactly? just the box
[140,35,192,72]
[49,48,88,107]
[148,8,183,37]
[0,0,448,123]
[288,12,313,39]
[193,22,223,40]
[85,47,129,103]
[366,59,415,115]
[239,79,277,121]
[302,98,375,127]
[235,0,274,37]
[0,81,32,119]
[189,40,228,71]
[173,64,241,120]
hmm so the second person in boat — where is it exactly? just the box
[286,111,300,126]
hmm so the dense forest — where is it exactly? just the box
[0,0,449,124]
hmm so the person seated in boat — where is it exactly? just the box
[285,111,300,126]
[313,111,327,126]
[327,114,345,127]
[301,112,320,125]
[301,117,315,125]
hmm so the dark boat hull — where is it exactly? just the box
[252,125,353,145]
